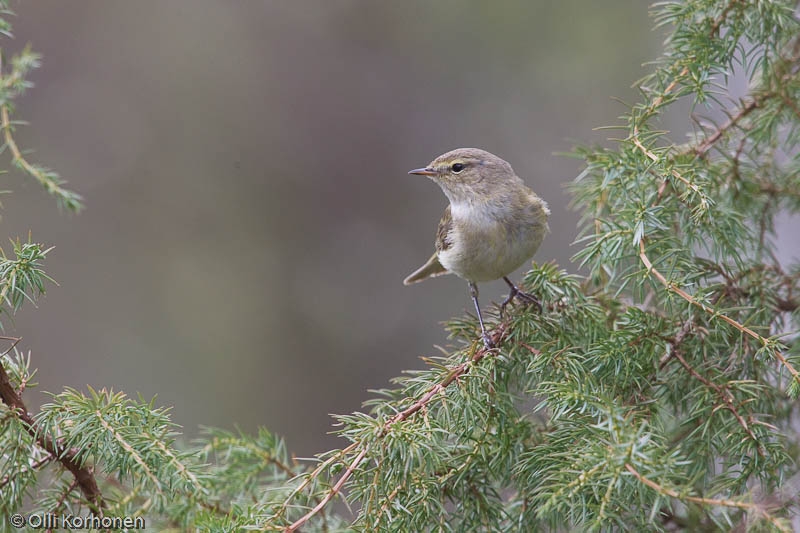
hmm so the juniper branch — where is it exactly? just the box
[0,51,82,211]
[285,323,511,531]
[625,464,790,532]
[638,240,800,387]
[0,343,104,510]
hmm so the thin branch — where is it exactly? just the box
[709,0,739,38]
[632,136,706,200]
[646,66,690,112]
[286,447,368,532]
[1,102,52,189]
[373,484,402,529]
[693,98,760,156]
[53,477,81,514]
[272,442,358,525]
[0,454,52,489]
[625,464,790,532]
[659,318,694,368]
[689,42,800,157]
[670,342,765,457]
[203,435,296,478]
[0,54,82,211]
[385,324,507,428]
[0,343,104,510]
[0,334,21,357]
[94,412,163,494]
[629,55,800,386]
[283,323,510,531]
[146,431,202,491]
[638,240,800,387]
[778,91,800,121]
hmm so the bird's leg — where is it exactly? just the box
[501,276,542,317]
[469,282,495,349]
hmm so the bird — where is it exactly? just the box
[404,148,549,349]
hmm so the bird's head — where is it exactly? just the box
[408,148,519,205]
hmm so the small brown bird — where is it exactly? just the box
[404,148,549,349]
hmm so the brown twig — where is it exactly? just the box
[778,91,800,122]
[286,447,368,532]
[670,342,765,457]
[0,55,79,207]
[625,464,789,532]
[0,340,104,511]
[693,98,760,156]
[638,240,800,387]
[630,52,800,386]
[53,477,81,514]
[204,435,296,478]
[709,0,739,38]
[0,454,52,489]
[271,442,357,527]
[658,318,694,368]
[386,324,507,428]
[284,323,510,531]
[688,40,800,158]
[632,136,706,201]
[0,335,21,356]
[373,484,402,528]
[647,66,690,112]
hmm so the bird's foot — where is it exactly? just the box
[514,289,542,311]
[481,333,496,350]
[500,277,543,318]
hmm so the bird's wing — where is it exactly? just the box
[435,205,454,253]
[403,206,453,285]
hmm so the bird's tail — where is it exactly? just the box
[403,252,450,285]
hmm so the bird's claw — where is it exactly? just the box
[514,289,543,312]
[500,286,542,318]
[481,334,496,350]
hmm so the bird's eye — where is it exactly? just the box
[451,163,465,173]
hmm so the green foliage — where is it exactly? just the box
[1,0,799,532]
[0,239,53,319]
[0,1,82,212]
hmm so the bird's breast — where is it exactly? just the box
[438,200,547,282]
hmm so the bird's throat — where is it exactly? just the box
[449,200,513,229]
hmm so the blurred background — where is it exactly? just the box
[3,1,672,455]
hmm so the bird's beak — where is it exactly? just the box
[408,167,437,176]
